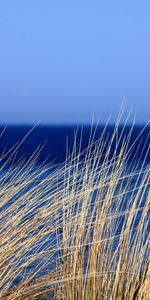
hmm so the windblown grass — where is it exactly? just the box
[0,121,149,299]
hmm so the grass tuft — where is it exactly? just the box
[0,121,149,299]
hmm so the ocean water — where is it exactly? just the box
[0,124,149,166]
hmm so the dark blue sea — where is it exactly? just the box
[0,124,149,167]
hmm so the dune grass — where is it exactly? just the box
[0,120,149,299]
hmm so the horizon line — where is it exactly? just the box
[0,121,149,127]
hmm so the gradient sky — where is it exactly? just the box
[0,1,149,124]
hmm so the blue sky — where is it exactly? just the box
[0,1,149,124]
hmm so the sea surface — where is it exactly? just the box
[0,124,149,167]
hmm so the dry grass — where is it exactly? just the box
[0,120,149,299]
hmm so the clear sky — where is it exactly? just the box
[0,1,149,124]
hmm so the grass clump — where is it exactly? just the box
[0,120,149,299]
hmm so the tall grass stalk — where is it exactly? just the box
[0,122,149,299]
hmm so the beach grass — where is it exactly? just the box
[0,121,149,299]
